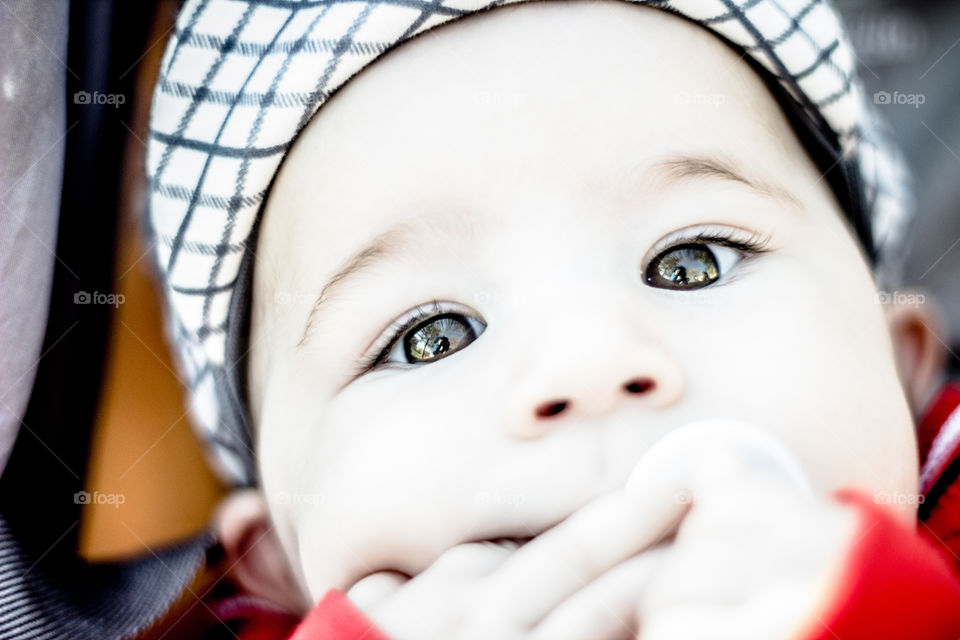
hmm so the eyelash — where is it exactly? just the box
[352,226,773,376]
[351,299,450,378]
[650,225,772,263]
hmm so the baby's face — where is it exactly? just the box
[249,0,918,602]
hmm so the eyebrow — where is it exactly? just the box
[650,154,802,209]
[297,211,473,348]
[296,230,394,348]
[297,154,799,348]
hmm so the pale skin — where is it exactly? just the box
[213,1,950,638]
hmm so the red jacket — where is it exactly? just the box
[224,382,960,639]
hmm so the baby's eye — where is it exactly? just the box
[383,312,485,367]
[644,243,745,291]
[404,314,477,363]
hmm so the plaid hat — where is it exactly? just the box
[146,0,913,487]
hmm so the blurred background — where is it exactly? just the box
[0,0,226,570]
[0,0,957,608]
[840,0,960,337]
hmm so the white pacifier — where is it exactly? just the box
[625,418,815,497]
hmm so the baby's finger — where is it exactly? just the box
[346,570,409,613]
[480,482,687,628]
[425,538,522,577]
[639,604,740,640]
[639,477,855,618]
[640,590,808,640]
[531,545,670,640]
[364,540,518,632]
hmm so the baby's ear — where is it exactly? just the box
[212,489,310,614]
[883,286,950,416]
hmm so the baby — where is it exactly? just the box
[146,0,960,637]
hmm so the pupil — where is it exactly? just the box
[431,336,450,356]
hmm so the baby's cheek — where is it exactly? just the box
[683,258,912,495]
[781,251,917,496]
[295,496,456,604]
[290,445,479,592]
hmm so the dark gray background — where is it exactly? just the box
[839,0,960,370]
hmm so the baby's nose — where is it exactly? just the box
[503,343,684,439]
[533,377,654,418]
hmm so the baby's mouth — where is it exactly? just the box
[474,516,569,550]
[482,536,536,550]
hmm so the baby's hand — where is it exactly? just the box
[346,483,687,640]
[347,422,859,640]
[631,427,859,639]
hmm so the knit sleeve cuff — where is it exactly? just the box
[796,488,960,640]
[287,589,392,640]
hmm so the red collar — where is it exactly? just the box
[917,381,960,496]
[915,381,960,563]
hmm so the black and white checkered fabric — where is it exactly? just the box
[146,0,913,487]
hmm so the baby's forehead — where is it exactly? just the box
[280,4,802,197]
[267,14,822,293]
[394,11,762,110]
[275,120,809,261]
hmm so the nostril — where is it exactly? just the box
[624,378,654,394]
[535,400,568,418]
